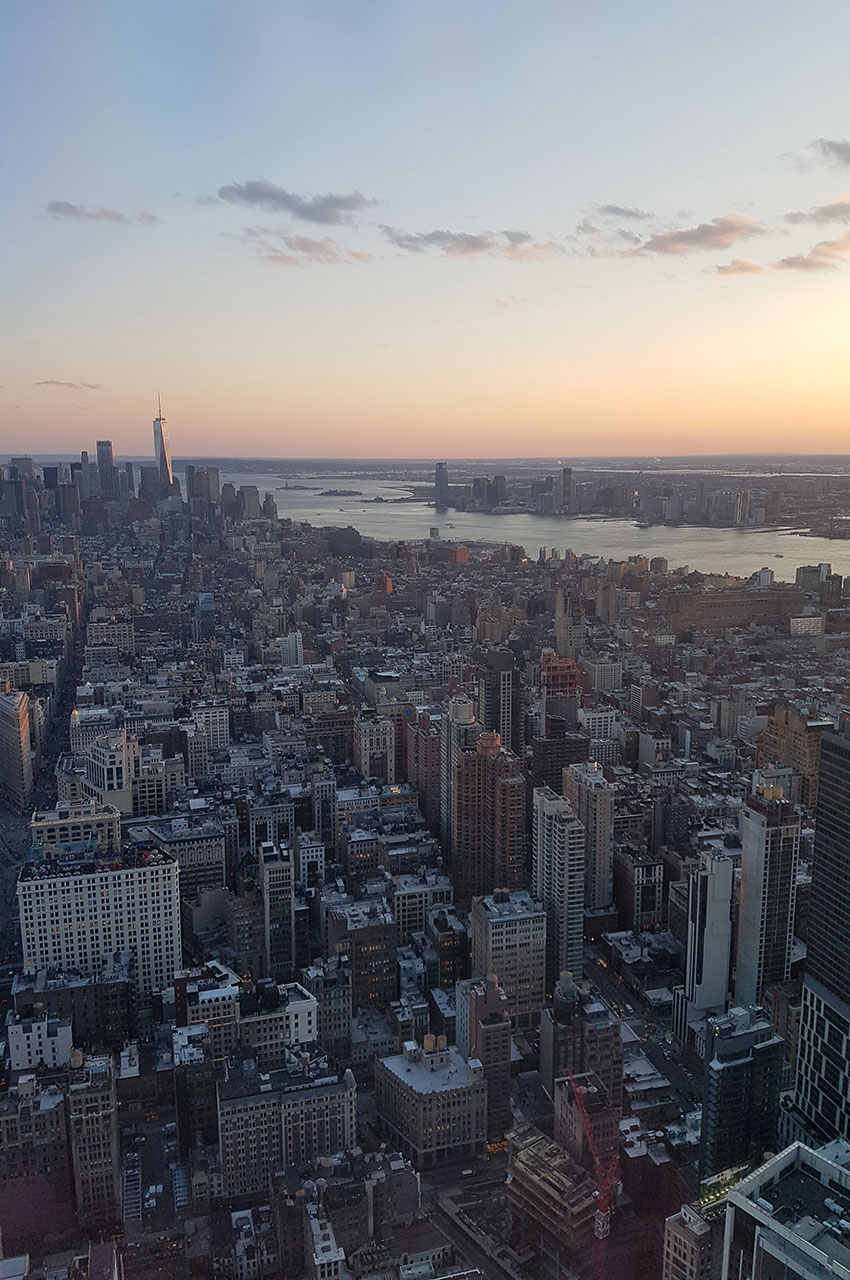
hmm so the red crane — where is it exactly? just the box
[568,1071,620,1278]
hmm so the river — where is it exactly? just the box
[220,469,850,580]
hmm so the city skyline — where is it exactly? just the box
[3,2,850,457]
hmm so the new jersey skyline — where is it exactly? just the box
[3,1,850,457]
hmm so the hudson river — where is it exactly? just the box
[222,470,850,580]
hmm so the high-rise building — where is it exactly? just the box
[478,649,524,755]
[539,972,624,1109]
[95,440,118,500]
[758,703,834,809]
[735,791,799,1008]
[259,841,296,982]
[532,786,585,985]
[439,696,481,851]
[661,1203,721,1280]
[153,400,173,491]
[540,649,579,725]
[124,460,135,496]
[375,1037,486,1169]
[699,1007,782,1179]
[67,1054,121,1231]
[456,974,512,1139]
[554,587,583,659]
[18,850,181,999]
[672,849,734,1047]
[0,690,33,813]
[563,762,613,912]
[451,732,525,904]
[434,461,449,510]
[327,901,398,1010]
[354,715,396,785]
[795,716,850,1142]
[470,890,546,1030]
[722,1142,850,1280]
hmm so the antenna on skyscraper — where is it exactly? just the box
[157,391,165,422]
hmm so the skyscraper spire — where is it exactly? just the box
[153,397,173,490]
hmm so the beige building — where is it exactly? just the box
[0,690,33,814]
[661,1203,719,1280]
[374,1037,487,1168]
[471,890,547,1029]
[29,800,121,858]
[217,1050,356,1198]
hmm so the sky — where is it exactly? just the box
[2,1,850,460]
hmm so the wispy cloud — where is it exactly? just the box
[47,201,157,225]
[35,379,101,390]
[494,294,529,307]
[774,229,850,271]
[812,138,850,167]
[596,203,652,220]
[380,226,562,260]
[242,227,371,266]
[217,180,376,225]
[786,195,850,225]
[631,213,763,256]
[712,258,765,276]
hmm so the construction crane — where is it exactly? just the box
[568,1070,620,1279]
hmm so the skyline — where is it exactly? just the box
[3,2,850,456]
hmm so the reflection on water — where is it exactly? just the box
[222,471,850,579]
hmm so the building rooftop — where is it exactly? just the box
[378,1042,483,1094]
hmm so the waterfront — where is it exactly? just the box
[221,469,850,579]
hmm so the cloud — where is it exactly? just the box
[631,213,763,256]
[713,258,765,276]
[774,229,850,271]
[812,138,850,167]
[47,201,157,225]
[494,294,529,307]
[35,380,101,390]
[380,225,562,259]
[241,227,371,266]
[217,179,376,225]
[786,195,850,225]
[597,203,652,220]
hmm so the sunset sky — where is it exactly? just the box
[3,1,850,459]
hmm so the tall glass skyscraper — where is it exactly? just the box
[153,399,173,491]
[795,714,850,1141]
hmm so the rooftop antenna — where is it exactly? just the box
[157,392,165,422]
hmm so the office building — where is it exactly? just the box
[673,849,734,1047]
[95,440,118,501]
[735,791,799,1008]
[532,786,586,984]
[18,850,181,999]
[259,841,296,982]
[540,649,579,724]
[456,974,512,1139]
[0,691,33,813]
[478,649,524,755]
[452,731,525,904]
[354,715,396,785]
[434,462,449,510]
[68,1054,121,1231]
[554,1071,618,1172]
[29,801,121,858]
[699,1007,783,1179]
[471,889,546,1029]
[12,952,136,1053]
[554,586,583,660]
[300,955,352,1063]
[539,972,624,1110]
[796,716,850,1142]
[375,1037,487,1169]
[327,901,398,1010]
[563,761,613,912]
[723,1142,850,1280]
[661,1203,720,1280]
[217,1048,356,1198]
[439,695,481,851]
[153,402,173,490]
[758,703,834,809]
